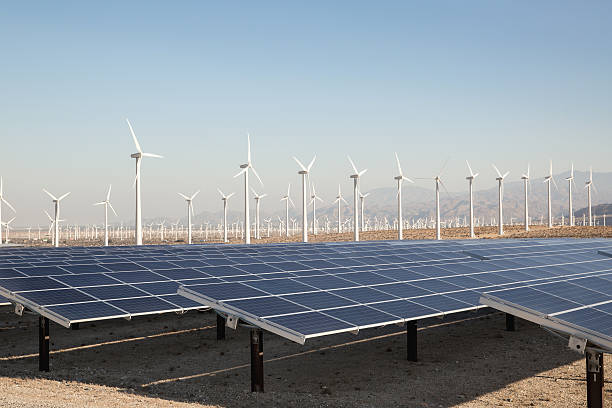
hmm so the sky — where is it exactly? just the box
[1,1,611,226]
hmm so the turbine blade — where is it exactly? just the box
[178,192,189,200]
[42,189,58,201]
[191,190,200,200]
[438,157,450,177]
[227,192,235,199]
[395,152,403,176]
[142,152,163,158]
[293,156,307,172]
[233,167,248,178]
[58,192,71,201]
[93,202,105,206]
[466,160,474,177]
[347,156,358,174]
[307,155,316,171]
[217,188,225,198]
[251,166,264,186]
[108,202,118,217]
[491,164,502,179]
[126,119,142,153]
[247,133,251,163]
[502,171,509,179]
[106,184,112,201]
[2,198,16,213]
[359,168,368,177]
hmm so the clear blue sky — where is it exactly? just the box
[1,1,611,225]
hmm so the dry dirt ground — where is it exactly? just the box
[0,226,610,407]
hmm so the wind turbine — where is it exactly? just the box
[521,164,530,232]
[310,184,323,235]
[333,185,348,234]
[543,160,558,228]
[0,177,16,245]
[394,153,414,240]
[43,189,70,247]
[234,134,263,244]
[280,184,295,237]
[565,163,576,227]
[93,185,117,246]
[252,188,267,240]
[218,189,234,243]
[178,191,200,244]
[293,155,316,243]
[492,165,509,235]
[3,217,15,243]
[347,156,367,241]
[585,167,595,226]
[417,160,449,240]
[465,161,479,238]
[127,119,163,245]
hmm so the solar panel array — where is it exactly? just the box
[1,239,611,333]
[178,239,612,344]
[481,272,612,352]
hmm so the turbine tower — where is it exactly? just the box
[347,156,367,242]
[127,119,163,246]
[310,184,323,235]
[543,160,558,228]
[465,161,479,238]
[178,191,200,244]
[234,134,263,244]
[43,189,70,247]
[521,164,530,232]
[565,163,575,227]
[218,189,234,243]
[0,177,16,244]
[394,153,414,240]
[333,185,348,234]
[93,185,117,246]
[585,167,595,226]
[492,165,509,236]
[293,155,316,243]
[417,161,449,240]
[280,184,295,237]
[252,188,267,240]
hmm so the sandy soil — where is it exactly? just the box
[0,309,609,408]
[7,225,612,247]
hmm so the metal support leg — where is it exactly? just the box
[250,329,264,392]
[216,314,226,340]
[505,313,516,331]
[586,351,603,408]
[407,320,417,362]
[39,316,49,372]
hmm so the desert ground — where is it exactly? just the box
[0,226,610,407]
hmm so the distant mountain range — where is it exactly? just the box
[147,170,612,226]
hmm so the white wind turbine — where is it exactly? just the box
[280,183,295,237]
[252,188,267,240]
[521,164,531,232]
[93,185,117,246]
[3,217,15,243]
[416,160,449,240]
[347,156,367,241]
[394,153,414,240]
[543,160,558,228]
[359,190,370,232]
[310,184,323,235]
[178,190,200,244]
[492,164,509,235]
[127,119,163,246]
[565,163,576,227]
[0,177,16,245]
[585,167,596,226]
[293,155,316,243]
[234,134,263,244]
[43,189,70,247]
[465,161,479,238]
[218,189,235,243]
[333,185,348,234]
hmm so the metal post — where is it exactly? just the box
[39,316,49,371]
[407,320,417,362]
[250,329,264,392]
[505,313,516,331]
[216,314,226,340]
[586,351,603,408]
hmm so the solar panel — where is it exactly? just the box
[480,272,612,352]
[178,239,612,344]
